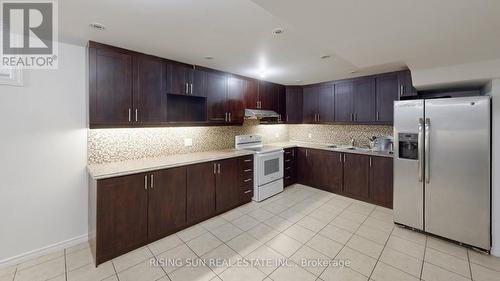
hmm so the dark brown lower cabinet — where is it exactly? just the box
[297,148,313,186]
[343,153,370,199]
[148,167,187,241]
[327,151,343,193]
[215,158,240,212]
[370,156,394,208]
[187,162,216,224]
[238,156,254,202]
[284,148,297,187]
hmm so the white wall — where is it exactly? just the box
[0,42,88,263]
[490,79,500,256]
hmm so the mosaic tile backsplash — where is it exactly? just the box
[88,120,393,164]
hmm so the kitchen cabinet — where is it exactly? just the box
[334,81,354,122]
[318,85,335,123]
[375,73,399,123]
[370,156,394,208]
[259,81,280,112]
[243,78,259,109]
[187,162,217,224]
[227,75,246,124]
[398,70,417,98]
[89,44,134,127]
[95,173,149,264]
[168,63,206,97]
[206,70,229,123]
[302,85,319,123]
[297,148,343,192]
[284,86,303,123]
[238,156,254,203]
[284,147,297,187]
[326,151,343,193]
[343,153,370,199]
[133,54,168,124]
[353,78,376,122]
[297,148,312,186]
[148,167,187,241]
[215,158,240,212]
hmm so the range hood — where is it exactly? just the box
[244,109,280,119]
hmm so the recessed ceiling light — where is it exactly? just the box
[295,79,302,83]
[272,28,285,35]
[320,55,331,59]
[350,70,359,74]
[204,56,214,60]
[89,23,106,31]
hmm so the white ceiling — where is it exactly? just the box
[59,0,500,86]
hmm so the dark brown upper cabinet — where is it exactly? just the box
[227,75,246,124]
[334,81,354,122]
[168,63,206,97]
[243,78,259,109]
[89,43,133,127]
[318,84,335,123]
[398,70,417,98]
[353,77,376,122]
[206,70,228,123]
[302,85,319,123]
[375,73,399,123]
[284,86,303,123]
[259,80,280,112]
[133,54,168,124]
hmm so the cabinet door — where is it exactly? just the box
[297,148,313,186]
[243,78,259,109]
[216,158,240,212]
[353,78,376,122]
[191,68,206,97]
[187,162,216,223]
[277,84,287,121]
[309,149,330,190]
[259,81,279,111]
[375,74,399,123]
[318,85,335,123]
[227,76,245,124]
[284,148,297,187]
[302,86,319,123]
[328,151,344,194]
[206,71,228,123]
[148,167,187,241]
[133,55,167,124]
[370,156,394,208]
[334,81,353,122]
[97,174,148,261]
[398,70,417,98]
[343,153,370,199]
[89,47,133,126]
[168,63,192,95]
[285,87,303,123]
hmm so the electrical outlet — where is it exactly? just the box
[184,138,193,147]
[308,133,312,139]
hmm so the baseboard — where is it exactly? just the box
[0,234,88,268]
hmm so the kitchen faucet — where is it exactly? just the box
[350,138,355,147]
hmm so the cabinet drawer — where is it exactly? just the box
[240,188,253,203]
[284,148,296,160]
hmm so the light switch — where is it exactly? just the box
[184,138,193,147]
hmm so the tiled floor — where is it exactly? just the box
[2,184,500,281]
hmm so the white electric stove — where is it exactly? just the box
[235,135,284,202]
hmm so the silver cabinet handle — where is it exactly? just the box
[225,112,228,122]
[339,154,342,163]
[285,176,291,179]
[286,167,291,170]
[218,163,221,174]
[244,178,252,183]
[150,174,154,189]
[343,154,346,163]
[369,157,372,167]
[244,159,252,163]
[144,175,148,190]
[418,118,424,182]
[244,189,252,194]
[186,83,189,94]
[318,113,320,121]
[190,83,193,94]
[128,108,131,122]
[229,112,231,122]
[244,169,252,172]
[213,163,216,174]
[400,84,404,97]
[135,109,138,122]
[305,149,308,157]
[425,118,431,183]
[286,114,289,122]
[376,111,380,121]
[285,159,291,162]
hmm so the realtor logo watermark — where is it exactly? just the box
[1,0,58,69]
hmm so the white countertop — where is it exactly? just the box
[88,141,393,180]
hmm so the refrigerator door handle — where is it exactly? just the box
[425,118,431,183]
[418,118,424,182]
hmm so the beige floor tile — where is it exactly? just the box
[67,261,115,281]
[355,225,391,245]
[47,274,65,281]
[297,216,327,232]
[336,247,377,277]
[0,265,17,278]
[425,248,471,278]
[283,224,316,243]
[269,261,317,281]
[468,250,500,273]
[247,208,275,222]
[117,259,165,281]
[362,217,394,233]
[263,215,294,232]
[218,264,266,281]
[201,216,229,231]
[236,202,261,214]
[379,247,422,277]
[0,272,14,281]
[201,244,241,274]
[261,202,289,214]
[14,257,65,281]
[177,225,207,242]
[278,208,307,223]
[339,210,368,224]
[346,203,375,216]
[330,216,362,232]
[471,263,500,281]
[290,245,330,276]
[231,215,260,231]
[246,223,280,243]
[156,244,197,273]
[320,265,368,281]
[371,262,419,281]
[66,247,94,272]
[306,234,343,258]
[391,226,427,246]
[421,262,471,281]
[369,209,393,223]
[102,274,119,281]
[220,209,245,221]
[319,224,353,245]
[210,223,243,242]
[112,247,153,273]
[66,242,91,255]
[148,234,183,255]
[308,208,338,223]
[17,251,64,271]
[346,235,384,259]
[386,235,425,260]
[426,237,468,260]
[187,232,223,256]
[168,261,215,281]
[245,245,285,274]
[266,233,302,258]
[226,233,262,257]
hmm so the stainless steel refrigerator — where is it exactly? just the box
[393,96,491,250]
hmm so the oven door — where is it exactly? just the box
[256,150,284,186]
